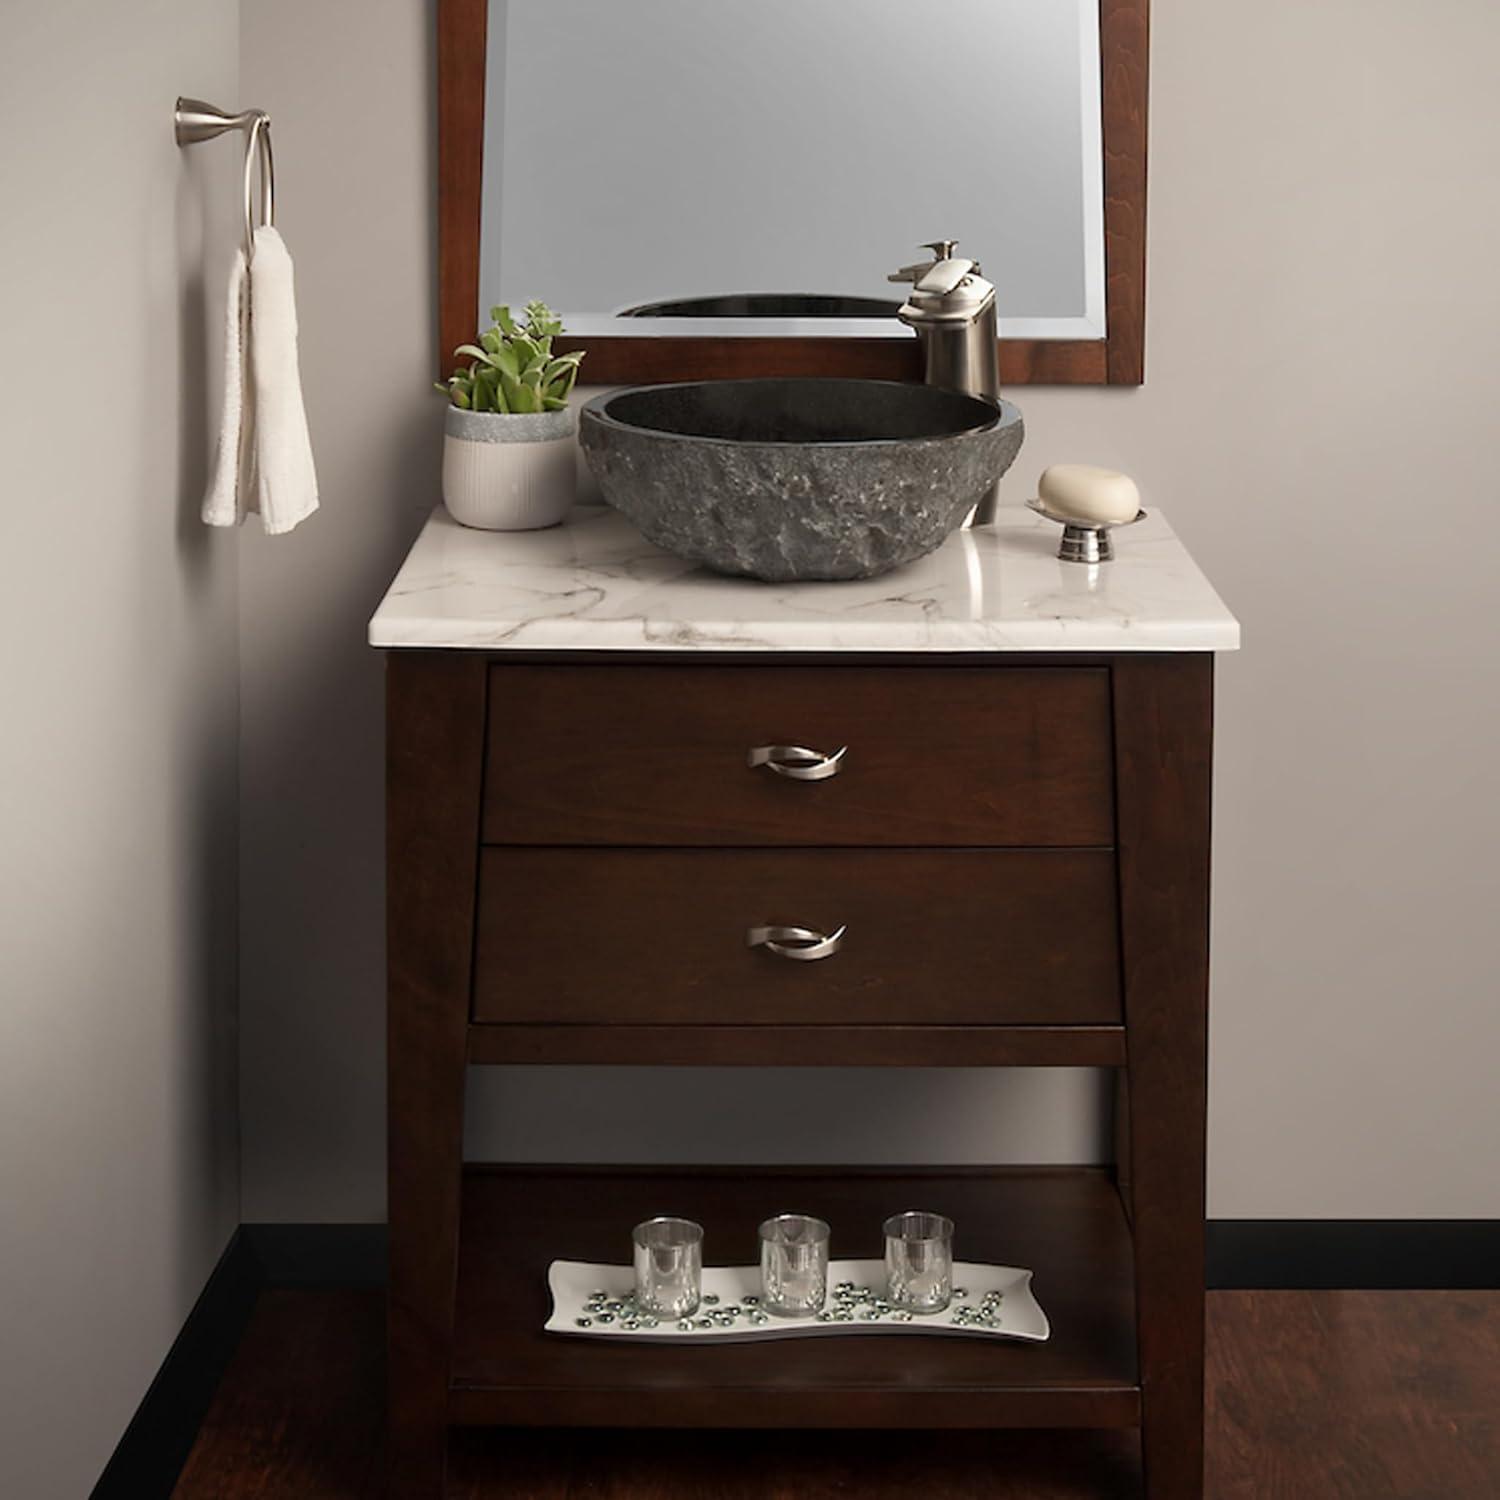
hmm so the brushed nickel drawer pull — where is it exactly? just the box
[747,744,847,781]
[746,924,847,962]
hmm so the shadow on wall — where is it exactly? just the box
[237,391,440,1219]
[171,143,241,1290]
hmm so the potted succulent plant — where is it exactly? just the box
[435,300,586,530]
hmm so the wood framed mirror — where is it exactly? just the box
[438,0,1148,386]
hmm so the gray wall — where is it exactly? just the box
[0,3,242,1496]
[238,0,1500,1222]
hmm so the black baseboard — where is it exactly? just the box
[1207,1220,1500,1290]
[93,1215,1500,1498]
[90,1229,261,1500]
[242,1222,389,1288]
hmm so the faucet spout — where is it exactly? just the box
[890,241,1004,525]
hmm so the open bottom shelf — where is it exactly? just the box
[451,1165,1139,1429]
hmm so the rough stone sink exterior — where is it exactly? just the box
[578,378,1025,582]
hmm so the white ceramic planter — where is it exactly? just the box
[442,405,577,530]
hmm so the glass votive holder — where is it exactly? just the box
[633,1216,704,1320]
[884,1210,955,1314]
[758,1213,831,1318]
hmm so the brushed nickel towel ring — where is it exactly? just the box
[174,97,275,260]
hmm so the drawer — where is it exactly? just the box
[482,665,1114,847]
[471,849,1121,1026]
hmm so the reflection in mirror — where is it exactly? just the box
[480,0,1105,341]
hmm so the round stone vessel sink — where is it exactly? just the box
[578,378,1025,582]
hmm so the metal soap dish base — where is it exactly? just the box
[1026,497,1147,563]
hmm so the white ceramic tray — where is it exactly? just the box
[545,1259,1050,1344]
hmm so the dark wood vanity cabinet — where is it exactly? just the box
[386,651,1213,1499]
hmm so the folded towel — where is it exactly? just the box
[201,226,318,534]
[248,225,318,534]
[201,248,252,526]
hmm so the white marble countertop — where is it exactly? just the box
[369,504,1239,653]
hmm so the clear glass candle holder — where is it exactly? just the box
[633,1216,703,1320]
[883,1210,955,1314]
[759,1213,831,1318]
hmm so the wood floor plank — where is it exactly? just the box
[172,1288,1500,1499]
[1206,1290,1500,1500]
[171,1290,385,1500]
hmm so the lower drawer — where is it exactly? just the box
[471,849,1121,1027]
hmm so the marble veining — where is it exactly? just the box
[369,504,1239,653]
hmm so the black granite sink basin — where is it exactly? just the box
[578,378,1025,582]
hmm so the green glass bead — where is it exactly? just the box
[703,1293,720,1305]
[575,1317,593,1328]
[595,1313,614,1325]
[677,1320,695,1331]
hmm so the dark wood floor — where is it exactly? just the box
[172,1289,1500,1499]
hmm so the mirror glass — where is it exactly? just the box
[480,0,1105,340]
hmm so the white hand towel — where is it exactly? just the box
[201,248,252,526]
[248,225,319,534]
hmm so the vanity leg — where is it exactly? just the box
[385,653,488,1498]
[1112,656,1213,1500]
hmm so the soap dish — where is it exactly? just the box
[1026,496,1146,564]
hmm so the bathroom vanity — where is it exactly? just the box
[371,503,1238,1498]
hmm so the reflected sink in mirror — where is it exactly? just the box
[619,293,904,320]
[578,378,1024,583]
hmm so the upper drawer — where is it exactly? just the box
[482,665,1114,847]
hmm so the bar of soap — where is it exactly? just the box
[1038,464,1140,526]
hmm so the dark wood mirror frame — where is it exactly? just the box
[438,0,1148,386]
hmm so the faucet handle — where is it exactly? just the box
[914,257,977,297]
[888,239,980,286]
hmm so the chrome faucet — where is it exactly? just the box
[889,240,1003,525]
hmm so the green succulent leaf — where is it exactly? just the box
[497,370,525,410]
[484,343,521,380]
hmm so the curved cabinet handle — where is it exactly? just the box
[747,744,847,782]
[746,924,847,962]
